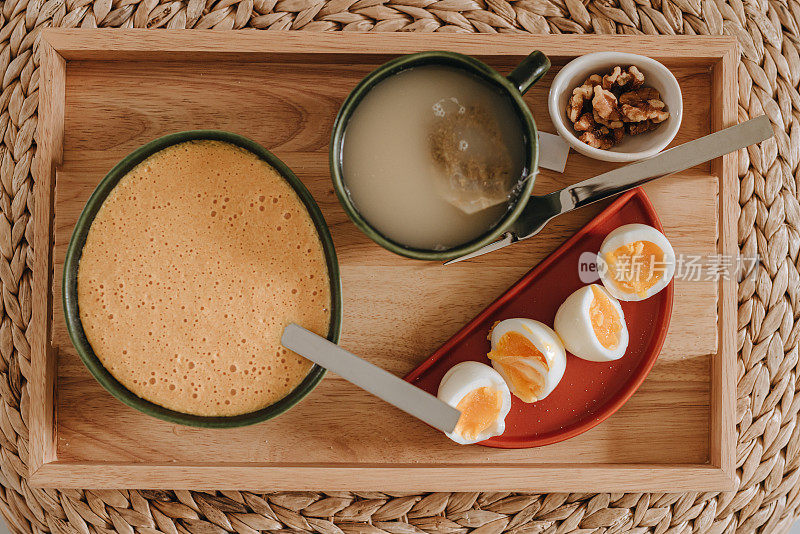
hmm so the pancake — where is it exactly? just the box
[77,140,331,417]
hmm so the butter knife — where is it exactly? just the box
[445,115,773,265]
[281,323,461,433]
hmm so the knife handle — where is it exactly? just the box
[281,324,461,434]
[556,116,773,214]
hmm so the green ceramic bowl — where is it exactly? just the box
[330,50,550,261]
[63,130,342,428]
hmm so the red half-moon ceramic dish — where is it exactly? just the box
[404,188,674,448]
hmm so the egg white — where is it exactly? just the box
[488,318,567,402]
[437,361,512,445]
[553,284,629,362]
[596,223,676,301]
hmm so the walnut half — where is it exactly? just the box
[619,87,670,124]
[566,74,602,123]
[572,112,623,149]
[580,127,623,150]
[591,85,623,129]
[602,65,645,93]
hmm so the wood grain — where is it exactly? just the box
[31,30,737,491]
[32,464,735,492]
[43,29,737,64]
[30,39,64,474]
[710,43,739,482]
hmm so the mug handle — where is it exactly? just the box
[507,51,551,95]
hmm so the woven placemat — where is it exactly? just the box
[0,0,797,531]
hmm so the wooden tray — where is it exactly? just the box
[32,30,738,491]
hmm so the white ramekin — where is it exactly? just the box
[548,52,683,163]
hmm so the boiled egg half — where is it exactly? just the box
[487,319,567,403]
[438,361,512,444]
[554,284,629,362]
[597,223,675,301]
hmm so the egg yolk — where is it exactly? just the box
[590,285,622,349]
[487,331,549,403]
[454,387,503,441]
[605,240,664,297]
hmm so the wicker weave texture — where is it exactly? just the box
[1,0,798,531]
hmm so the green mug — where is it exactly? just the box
[329,50,550,261]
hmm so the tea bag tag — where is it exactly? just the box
[537,132,570,173]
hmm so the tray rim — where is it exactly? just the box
[30,29,738,491]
